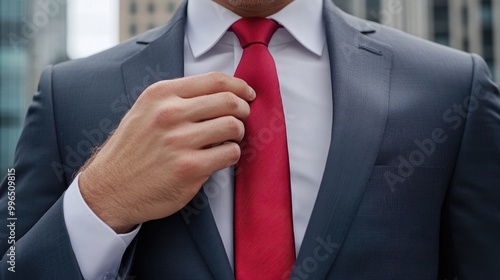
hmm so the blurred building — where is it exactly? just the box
[1,0,499,173]
[334,0,500,82]
[120,0,499,81]
[120,0,183,41]
[0,0,67,173]
[0,1,28,173]
[28,0,68,106]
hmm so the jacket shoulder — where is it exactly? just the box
[339,10,473,67]
[53,23,175,75]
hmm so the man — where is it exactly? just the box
[1,0,499,279]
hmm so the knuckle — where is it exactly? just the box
[162,132,182,147]
[154,104,182,125]
[222,92,239,111]
[144,81,176,99]
[225,116,243,138]
[175,155,200,177]
[143,82,163,98]
[207,71,228,89]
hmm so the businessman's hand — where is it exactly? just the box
[78,72,255,233]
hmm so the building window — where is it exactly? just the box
[433,0,450,46]
[366,0,380,23]
[167,1,176,13]
[463,38,469,51]
[148,3,155,14]
[481,0,493,48]
[130,2,137,15]
[333,0,350,13]
[481,0,494,76]
[435,35,450,46]
[461,5,468,27]
[129,24,137,36]
[481,0,493,25]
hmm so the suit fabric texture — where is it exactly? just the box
[1,0,500,279]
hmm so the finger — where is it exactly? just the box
[183,91,251,122]
[195,142,241,174]
[186,116,245,148]
[167,72,256,101]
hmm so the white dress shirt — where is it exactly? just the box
[63,0,332,279]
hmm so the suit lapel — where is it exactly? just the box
[121,2,186,106]
[121,2,234,279]
[183,191,235,280]
[292,1,393,278]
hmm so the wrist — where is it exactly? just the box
[78,170,136,234]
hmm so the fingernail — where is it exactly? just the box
[249,87,256,99]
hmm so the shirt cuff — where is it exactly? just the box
[63,173,141,280]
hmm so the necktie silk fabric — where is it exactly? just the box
[232,17,296,280]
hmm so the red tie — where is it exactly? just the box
[232,18,295,280]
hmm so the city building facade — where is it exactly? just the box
[1,0,498,172]
[0,1,29,173]
[120,0,499,81]
[119,0,182,41]
[0,0,67,173]
[334,0,500,82]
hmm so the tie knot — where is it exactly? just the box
[230,17,280,48]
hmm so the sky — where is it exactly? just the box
[67,0,119,59]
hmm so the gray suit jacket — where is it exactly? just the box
[1,0,500,279]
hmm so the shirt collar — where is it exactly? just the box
[186,0,325,58]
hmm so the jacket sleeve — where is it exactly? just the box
[0,66,83,279]
[440,54,500,279]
